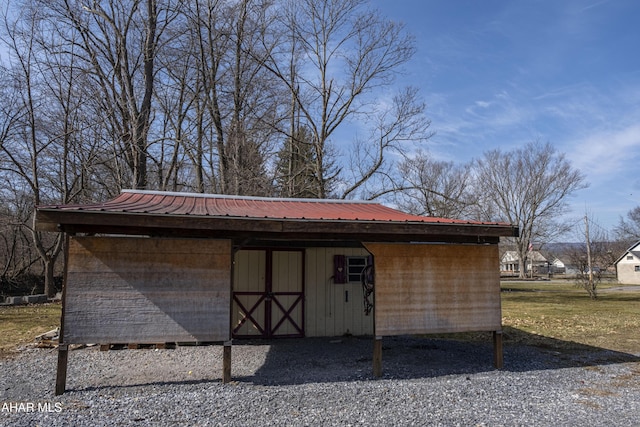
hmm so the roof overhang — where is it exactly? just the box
[35,191,519,245]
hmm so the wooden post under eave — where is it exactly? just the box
[55,344,69,396]
[493,330,503,369]
[55,234,70,396]
[373,336,383,377]
[223,341,232,383]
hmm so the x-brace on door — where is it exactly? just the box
[232,249,304,338]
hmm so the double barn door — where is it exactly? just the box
[232,249,304,338]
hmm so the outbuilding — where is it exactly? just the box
[35,190,518,394]
[615,241,640,285]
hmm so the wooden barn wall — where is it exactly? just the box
[364,243,501,336]
[305,247,373,337]
[63,236,231,344]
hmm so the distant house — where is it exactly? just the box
[500,250,548,275]
[549,257,581,276]
[615,241,640,285]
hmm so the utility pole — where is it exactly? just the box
[585,215,594,293]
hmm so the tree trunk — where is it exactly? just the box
[43,258,57,298]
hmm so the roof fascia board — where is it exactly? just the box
[36,208,519,238]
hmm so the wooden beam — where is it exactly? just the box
[55,344,68,396]
[223,341,232,383]
[373,336,383,377]
[493,330,503,369]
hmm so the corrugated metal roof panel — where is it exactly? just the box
[39,189,507,226]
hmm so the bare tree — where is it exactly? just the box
[340,87,433,200]
[395,150,476,218]
[0,5,64,296]
[475,141,588,278]
[39,0,180,190]
[182,0,279,196]
[567,213,629,299]
[1,1,109,296]
[152,8,196,192]
[615,206,640,245]
[265,0,416,198]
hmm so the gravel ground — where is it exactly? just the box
[1,336,639,426]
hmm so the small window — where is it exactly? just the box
[635,266,640,272]
[347,256,367,282]
[628,255,634,260]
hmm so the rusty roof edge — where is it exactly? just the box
[120,189,379,204]
[36,207,517,230]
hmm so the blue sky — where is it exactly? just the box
[370,0,640,234]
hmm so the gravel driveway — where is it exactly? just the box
[2,336,639,426]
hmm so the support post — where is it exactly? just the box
[373,336,383,377]
[223,340,232,383]
[55,234,70,396]
[55,344,69,396]
[493,330,503,369]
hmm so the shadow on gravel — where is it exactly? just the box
[237,332,640,386]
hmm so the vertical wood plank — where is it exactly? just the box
[233,250,266,336]
[373,336,383,377]
[223,341,232,383]
[305,248,318,337]
[493,330,503,369]
[55,234,70,395]
[55,344,68,396]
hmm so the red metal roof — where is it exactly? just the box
[40,190,505,226]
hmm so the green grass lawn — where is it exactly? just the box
[1,281,638,357]
[0,302,61,356]
[501,280,640,354]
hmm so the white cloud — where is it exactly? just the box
[569,123,640,177]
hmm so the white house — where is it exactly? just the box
[549,257,581,275]
[501,250,548,275]
[615,241,640,285]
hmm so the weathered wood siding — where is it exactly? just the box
[63,236,231,344]
[305,247,373,337]
[365,243,501,336]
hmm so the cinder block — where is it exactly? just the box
[25,294,48,303]
[5,296,24,305]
